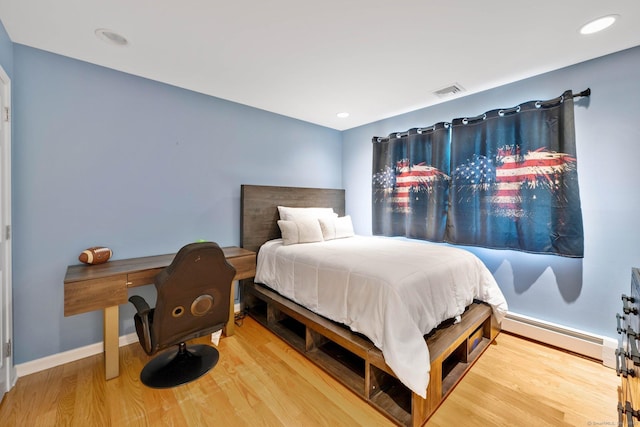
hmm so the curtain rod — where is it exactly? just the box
[375,88,591,141]
[573,88,591,98]
[535,88,591,109]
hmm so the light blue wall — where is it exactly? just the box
[12,44,342,363]
[342,46,640,340]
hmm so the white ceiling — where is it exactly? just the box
[1,1,639,130]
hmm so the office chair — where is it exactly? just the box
[128,241,236,388]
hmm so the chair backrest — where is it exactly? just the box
[151,242,236,352]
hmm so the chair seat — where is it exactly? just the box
[140,343,220,388]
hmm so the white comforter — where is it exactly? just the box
[255,236,508,398]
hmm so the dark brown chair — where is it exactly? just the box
[128,241,236,388]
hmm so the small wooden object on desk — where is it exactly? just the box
[64,246,257,380]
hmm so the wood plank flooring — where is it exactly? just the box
[0,316,618,426]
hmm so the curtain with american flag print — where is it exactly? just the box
[447,90,583,257]
[372,123,451,241]
[372,90,584,257]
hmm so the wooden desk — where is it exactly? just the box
[64,246,256,380]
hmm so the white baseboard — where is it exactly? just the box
[16,305,245,378]
[16,332,139,378]
[502,311,617,369]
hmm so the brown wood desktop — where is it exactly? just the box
[64,246,256,380]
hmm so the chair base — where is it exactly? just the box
[140,343,219,389]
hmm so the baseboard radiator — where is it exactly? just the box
[16,308,615,378]
[502,311,617,369]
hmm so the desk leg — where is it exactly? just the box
[224,281,236,336]
[103,305,120,380]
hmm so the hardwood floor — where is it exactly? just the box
[0,316,618,426]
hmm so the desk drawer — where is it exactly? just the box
[127,268,164,288]
[126,254,256,287]
[64,274,127,316]
[228,253,257,280]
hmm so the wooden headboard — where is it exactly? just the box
[240,185,345,253]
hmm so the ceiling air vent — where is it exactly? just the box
[433,83,465,97]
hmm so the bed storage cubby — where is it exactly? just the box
[243,281,498,426]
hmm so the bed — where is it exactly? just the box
[240,184,508,426]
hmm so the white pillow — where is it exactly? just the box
[278,206,336,222]
[277,218,324,246]
[318,215,355,240]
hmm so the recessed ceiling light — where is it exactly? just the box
[95,28,128,46]
[336,112,350,118]
[579,15,618,35]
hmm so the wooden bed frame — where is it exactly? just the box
[240,184,500,426]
